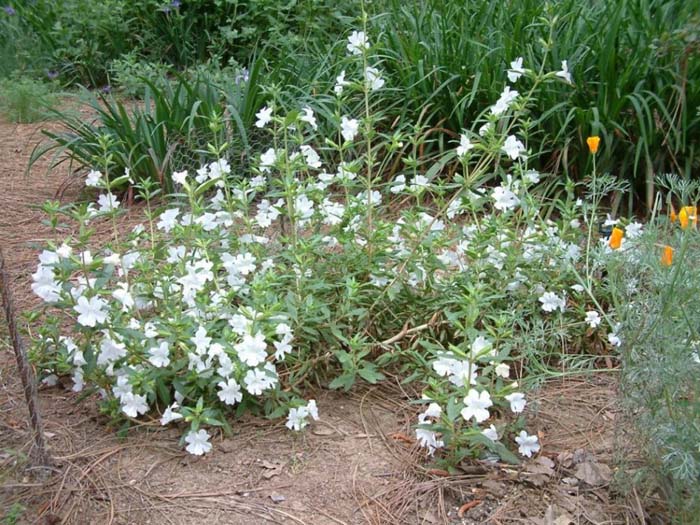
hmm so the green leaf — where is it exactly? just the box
[358,364,386,384]
[328,373,356,391]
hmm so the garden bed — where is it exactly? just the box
[0,114,653,525]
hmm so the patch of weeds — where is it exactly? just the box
[1,503,26,525]
[0,77,57,123]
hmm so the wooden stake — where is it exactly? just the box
[0,247,51,467]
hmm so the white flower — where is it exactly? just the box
[259,148,277,173]
[121,392,149,418]
[515,430,540,457]
[416,428,444,455]
[585,311,601,328]
[300,106,317,130]
[243,367,278,395]
[189,327,210,356]
[306,399,319,421]
[482,424,499,441]
[300,145,322,169]
[390,174,407,194]
[334,70,349,95]
[539,291,566,313]
[608,332,622,347]
[286,407,308,431]
[504,392,527,413]
[502,135,526,160]
[97,192,120,213]
[217,378,243,405]
[347,30,369,55]
[235,332,268,366]
[98,336,127,365]
[456,134,474,156]
[172,170,188,185]
[71,368,84,392]
[166,245,186,264]
[491,86,519,115]
[113,377,132,400]
[341,116,359,142]
[185,429,212,455]
[31,266,61,302]
[571,284,585,293]
[286,400,320,431]
[157,208,180,232]
[85,170,102,187]
[523,169,540,184]
[461,389,493,423]
[225,252,256,275]
[255,105,273,128]
[492,185,520,212]
[56,243,72,259]
[494,363,510,378]
[160,403,183,425]
[255,199,282,228]
[112,282,134,311]
[470,336,492,359]
[74,296,108,327]
[507,57,525,83]
[364,67,385,91]
[625,222,643,239]
[556,60,572,83]
[320,198,345,226]
[148,341,170,367]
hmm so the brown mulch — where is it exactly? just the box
[0,110,656,524]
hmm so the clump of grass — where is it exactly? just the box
[0,77,57,123]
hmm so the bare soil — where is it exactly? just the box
[0,112,656,524]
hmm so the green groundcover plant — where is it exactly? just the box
[29,25,629,468]
[608,179,700,521]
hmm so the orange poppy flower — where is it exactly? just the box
[586,136,600,154]
[669,204,677,223]
[680,206,697,229]
[609,227,624,250]
[661,245,673,266]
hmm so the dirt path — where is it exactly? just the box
[0,113,648,524]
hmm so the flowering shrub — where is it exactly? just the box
[29,27,626,463]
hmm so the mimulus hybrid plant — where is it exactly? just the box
[30,24,626,462]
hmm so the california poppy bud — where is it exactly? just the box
[661,245,673,266]
[586,136,600,155]
[609,227,624,250]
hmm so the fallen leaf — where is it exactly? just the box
[457,500,482,517]
[425,468,450,477]
[421,509,440,524]
[311,426,334,436]
[522,457,555,487]
[556,451,574,469]
[389,432,414,444]
[572,449,592,465]
[544,504,574,525]
[261,460,283,479]
[574,461,612,486]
